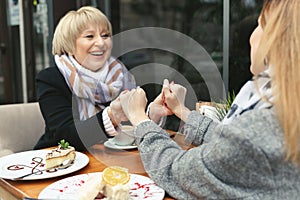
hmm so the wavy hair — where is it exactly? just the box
[52,6,112,56]
[254,0,300,164]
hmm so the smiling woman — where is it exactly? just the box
[52,6,113,72]
[73,24,112,72]
[34,6,136,151]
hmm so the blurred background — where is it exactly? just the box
[0,0,263,106]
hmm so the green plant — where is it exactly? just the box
[58,139,69,149]
[212,91,236,121]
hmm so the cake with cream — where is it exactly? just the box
[45,139,76,169]
[78,166,130,200]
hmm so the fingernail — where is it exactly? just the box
[163,79,169,85]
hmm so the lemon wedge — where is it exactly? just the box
[102,166,130,186]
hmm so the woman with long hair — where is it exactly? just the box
[118,0,300,199]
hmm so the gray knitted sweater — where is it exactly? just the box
[135,109,300,199]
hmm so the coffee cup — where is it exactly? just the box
[113,125,135,146]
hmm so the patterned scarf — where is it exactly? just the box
[55,54,135,120]
[222,70,273,124]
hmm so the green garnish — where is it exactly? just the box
[58,139,69,149]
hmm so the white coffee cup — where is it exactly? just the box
[113,125,135,146]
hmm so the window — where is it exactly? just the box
[116,0,262,103]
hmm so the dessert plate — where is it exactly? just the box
[39,172,165,200]
[104,138,137,150]
[0,150,89,180]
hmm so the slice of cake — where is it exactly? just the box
[101,166,130,200]
[78,174,104,200]
[102,183,130,200]
[45,139,76,169]
[78,166,130,200]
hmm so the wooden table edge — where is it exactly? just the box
[0,178,27,199]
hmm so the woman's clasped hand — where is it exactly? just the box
[119,79,187,127]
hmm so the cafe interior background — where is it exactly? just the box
[0,0,263,129]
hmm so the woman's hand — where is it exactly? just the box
[163,79,190,121]
[162,79,186,112]
[119,87,149,126]
[108,94,128,126]
[148,91,172,123]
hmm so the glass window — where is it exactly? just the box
[33,0,50,72]
[113,0,263,129]
[116,0,264,99]
[116,0,224,129]
[229,0,262,92]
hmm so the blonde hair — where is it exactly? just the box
[254,0,300,164]
[52,6,112,55]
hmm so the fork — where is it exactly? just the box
[12,159,73,180]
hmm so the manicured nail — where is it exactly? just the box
[163,79,169,85]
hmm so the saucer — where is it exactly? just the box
[104,138,137,150]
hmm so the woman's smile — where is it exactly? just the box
[73,24,112,72]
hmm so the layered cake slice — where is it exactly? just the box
[45,139,76,169]
[101,166,130,200]
[78,166,130,200]
[78,174,104,200]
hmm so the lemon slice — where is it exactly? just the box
[102,166,130,186]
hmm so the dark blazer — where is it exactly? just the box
[34,66,111,151]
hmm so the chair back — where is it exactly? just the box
[0,102,45,154]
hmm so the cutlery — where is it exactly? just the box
[12,159,73,180]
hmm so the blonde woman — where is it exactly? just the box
[35,6,135,151]
[119,0,300,199]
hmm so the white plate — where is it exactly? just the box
[0,150,89,180]
[39,172,165,200]
[104,138,137,150]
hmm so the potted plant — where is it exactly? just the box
[197,91,235,122]
[212,91,236,121]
